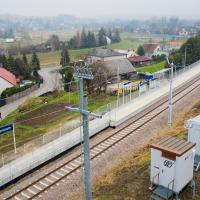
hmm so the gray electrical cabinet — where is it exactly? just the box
[187,115,200,170]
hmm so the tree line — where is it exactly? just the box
[68,27,121,49]
[4,27,121,56]
[170,35,200,66]
[0,52,40,79]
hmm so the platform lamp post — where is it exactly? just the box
[184,44,191,71]
[166,57,174,127]
[66,64,102,200]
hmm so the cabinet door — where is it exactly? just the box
[160,157,175,189]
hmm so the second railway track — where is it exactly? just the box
[3,74,200,200]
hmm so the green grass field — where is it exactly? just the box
[136,61,166,73]
[108,38,140,50]
[26,48,91,67]
[25,38,141,67]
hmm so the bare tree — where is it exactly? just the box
[86,61,108,95]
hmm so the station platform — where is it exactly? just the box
[1,62,200,187]
[110,63,200,127]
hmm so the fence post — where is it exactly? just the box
[12,123,17,154]
[123,86,125,104]
[42,135,45,144]
[1,154,4,166]
[59,124,62,137]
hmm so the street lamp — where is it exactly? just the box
[166,57,174,127]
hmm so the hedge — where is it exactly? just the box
[1,83,34,99]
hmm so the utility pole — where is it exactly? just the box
[166,57,173,127]
[66,65,101,200]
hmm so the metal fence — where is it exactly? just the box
[0,61,200,168]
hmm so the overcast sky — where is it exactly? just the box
[0,0,200,19]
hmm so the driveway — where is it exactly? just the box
[0,66,62,119]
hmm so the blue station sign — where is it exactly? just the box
[0,124,13,135]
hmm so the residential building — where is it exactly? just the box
[0,67,17,95]
[179,29,189,37]
[5,38,15,43]
[115,49,138,58]
[95,58,137,83]
[128,55,152,66]
[142,43,161,57]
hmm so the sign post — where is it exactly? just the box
[12,123,17,154]
[0,123,17,154]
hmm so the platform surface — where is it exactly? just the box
[110,62,200,126]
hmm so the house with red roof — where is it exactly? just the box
[128,55,152,66]
[0,67,17,95]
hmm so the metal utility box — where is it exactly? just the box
[150,136,196,199]
[187,115,200,169]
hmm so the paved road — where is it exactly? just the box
[0,66,61,119]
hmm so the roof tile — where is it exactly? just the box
[0,67,17,86]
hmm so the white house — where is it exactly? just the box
[179,29,189,37]
[5,38,15,43]
[0,67,17,95]
[143,43,161,57]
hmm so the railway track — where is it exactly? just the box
[3,74,200,200]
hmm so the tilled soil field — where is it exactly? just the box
[15,102,67,127]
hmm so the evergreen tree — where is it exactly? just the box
[63,67,74,92]
[68,36,77,49]
[76,31,81,48]
[87,32,96,48]
[60,49,70,67]
[98,27,107,46]
[31,52,40,71]
[15,58,24,76]
[22,53,28,65]
[108,28,112,39]
[80,28,87,48]
[137,45,145,56]
[0,55,7,67]
[47,34,60,51]
[7,55,17,74]
[112,29,121,43]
